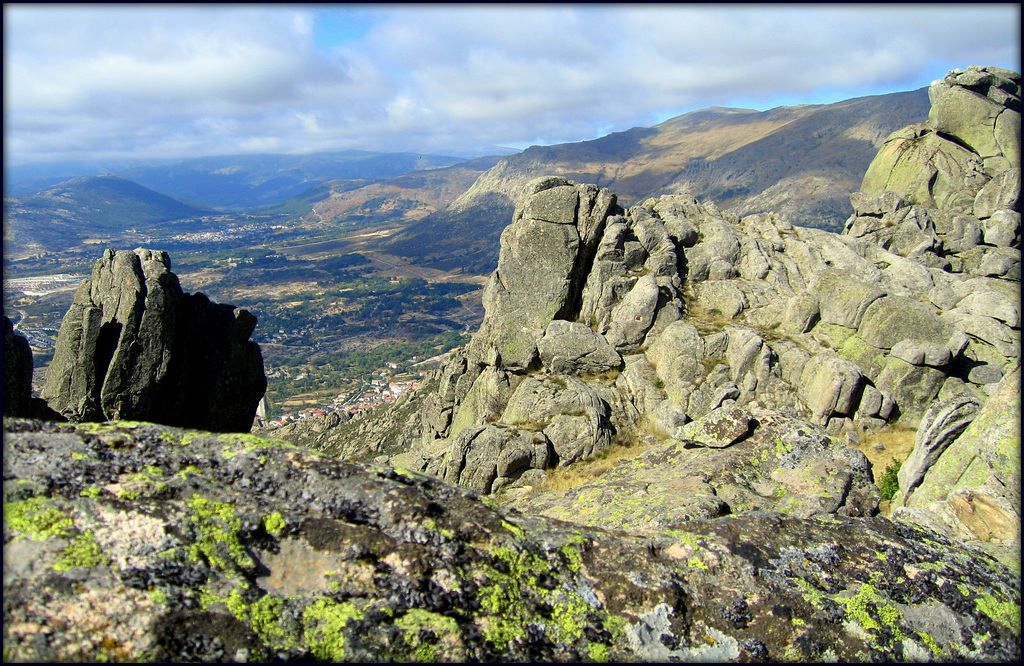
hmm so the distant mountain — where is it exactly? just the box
[3,175,214,257]
[5,151,472,212]
[116,152,471,211]
[4,158,178,196]
[382,88,931,274]
[257,155,506,227]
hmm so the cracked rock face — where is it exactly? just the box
[3,419,1020,663]
[40,248,267,432]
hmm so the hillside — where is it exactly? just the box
[2,175,215,257]
[383,88,931,273]
[259,155,505,229]
[116,151,470,211]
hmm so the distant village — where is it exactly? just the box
[168,221,284,245]
[263,363,428,428]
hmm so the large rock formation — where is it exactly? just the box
[3,419,1020,662]
[3,66,1021,663]
[372,165,1017,495]
[859,65,1020,213]
[40,248,267,432]
[299,67,1019,578]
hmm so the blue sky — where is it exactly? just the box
[4,4,1020,164]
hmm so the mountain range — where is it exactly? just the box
[380,88,931,273]
[5,87,931,274]
[2,175,215,257]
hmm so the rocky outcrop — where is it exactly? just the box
[40,248,267,432]
[859,66,1020,212]
[286,69,1023,590]
[385,162,1017,492]
[4,418,1020,663]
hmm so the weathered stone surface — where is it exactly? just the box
[893,362,1021,568]
[974,167,1022,219]
[860,124,988,212]
[811,270,886,329]
[675,405,752,448]
[929,66,1021,168]
[442,423,551,494]
[536,320,621,376]
[5,419,1020,663]
[500,375,613,466]
[39,249,266,432]
[798,352,864,425]
[858,295,956,351]
[898,394,983,502]
[3,315,34,418]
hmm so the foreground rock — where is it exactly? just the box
[40,248,267,432]
[3,418,1020,663]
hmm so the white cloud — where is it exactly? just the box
[4,4,1020,163]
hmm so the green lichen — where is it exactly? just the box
[303,598,365,661]
[473,542,618,656]
[773,437,793,455]
[198,586,248,622]
[501,519,525,538]
[917,631,944,656]
[53,531,110,571]
[588,642,610,663]
[687,557,709,570]
[421,517,456,539]
[263,512,286,536]
[975,595,1021,635]
[395,609,460,662]
[186,496,255,571]
[80,487,103,498]
[835,583,904,641]
[561,543,584,572]
[178,465,201,480]
[73,420,149,434]
[71,452,88,460]
[221,433,296,459]
[3,497,73,540]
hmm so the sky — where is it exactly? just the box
[4,4,1021,166]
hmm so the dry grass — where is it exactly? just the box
[534,437,652,494]
[853,424,918,515]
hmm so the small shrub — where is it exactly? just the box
[879,460,902,501]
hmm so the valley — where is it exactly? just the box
[3,208,481,419]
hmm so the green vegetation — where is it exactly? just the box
[303,598,366,661]
[3,496,73,540]
[878,460,902,501]
[54,531,110,571]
